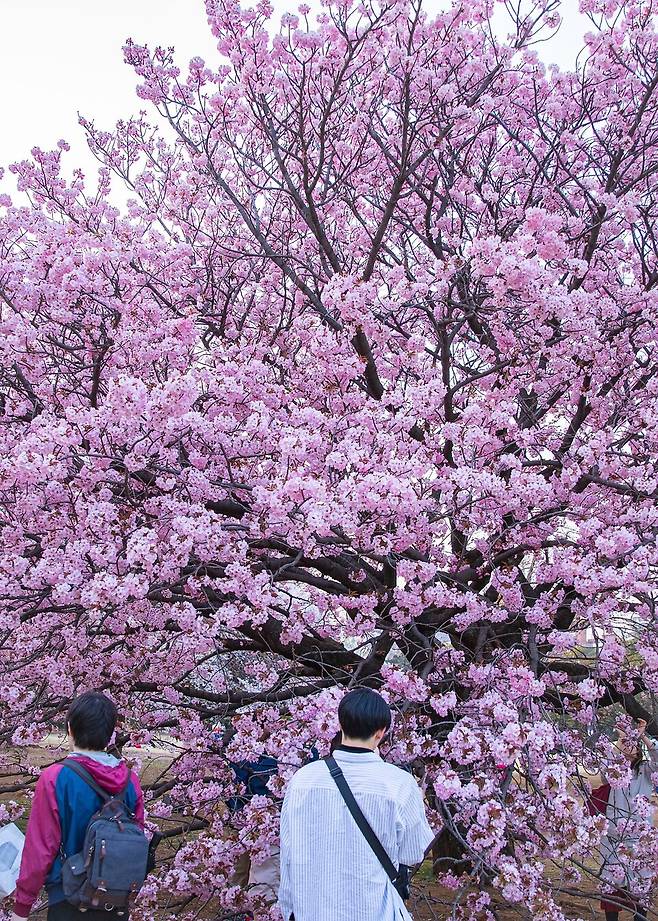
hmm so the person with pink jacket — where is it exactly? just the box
[10,692,144,921]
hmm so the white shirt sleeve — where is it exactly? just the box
[396,781,435,866]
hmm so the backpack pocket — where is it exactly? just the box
[61,850,89,902]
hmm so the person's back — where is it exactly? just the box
[278,689,434,921]
[11,692,144,921]
[230,754,280,805]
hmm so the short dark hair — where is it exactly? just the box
[338,689,391,741]
[67,692,118,751]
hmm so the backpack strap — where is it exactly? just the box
[61,758,118,803]
[324,756,398,884]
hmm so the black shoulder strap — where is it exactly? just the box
[62,759,119,802]
[325,756,397,883]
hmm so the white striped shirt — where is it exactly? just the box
[279,749,434,921]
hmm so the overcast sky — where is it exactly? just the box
[1,0,589,181]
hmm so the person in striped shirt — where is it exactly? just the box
[279,688,434,921]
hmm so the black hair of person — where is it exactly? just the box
[67,691,118,751]
[614,730,645,772]
[338,688,392,741]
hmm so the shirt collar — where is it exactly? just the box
[336,744,373,754]
[333,748,381,763]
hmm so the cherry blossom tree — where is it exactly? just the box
[2,0,658,917]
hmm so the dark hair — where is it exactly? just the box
[67,692,118,751]
[338,689,391,741]
[614,730,645,771]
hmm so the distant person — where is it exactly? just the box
[583,719,658,921]
[221,727,319,910]
[279,688,434,921]
[11,692,145,921]
[229,751,281,903]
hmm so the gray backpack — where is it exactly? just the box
[60,760,149,915]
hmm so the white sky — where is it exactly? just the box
[1,0,589,181]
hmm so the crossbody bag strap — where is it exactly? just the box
[61,758,112,802]
[324,756,398,883]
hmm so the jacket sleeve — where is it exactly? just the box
[131,770,146,829]
[13,767,62,919]
[397,781,435,867]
